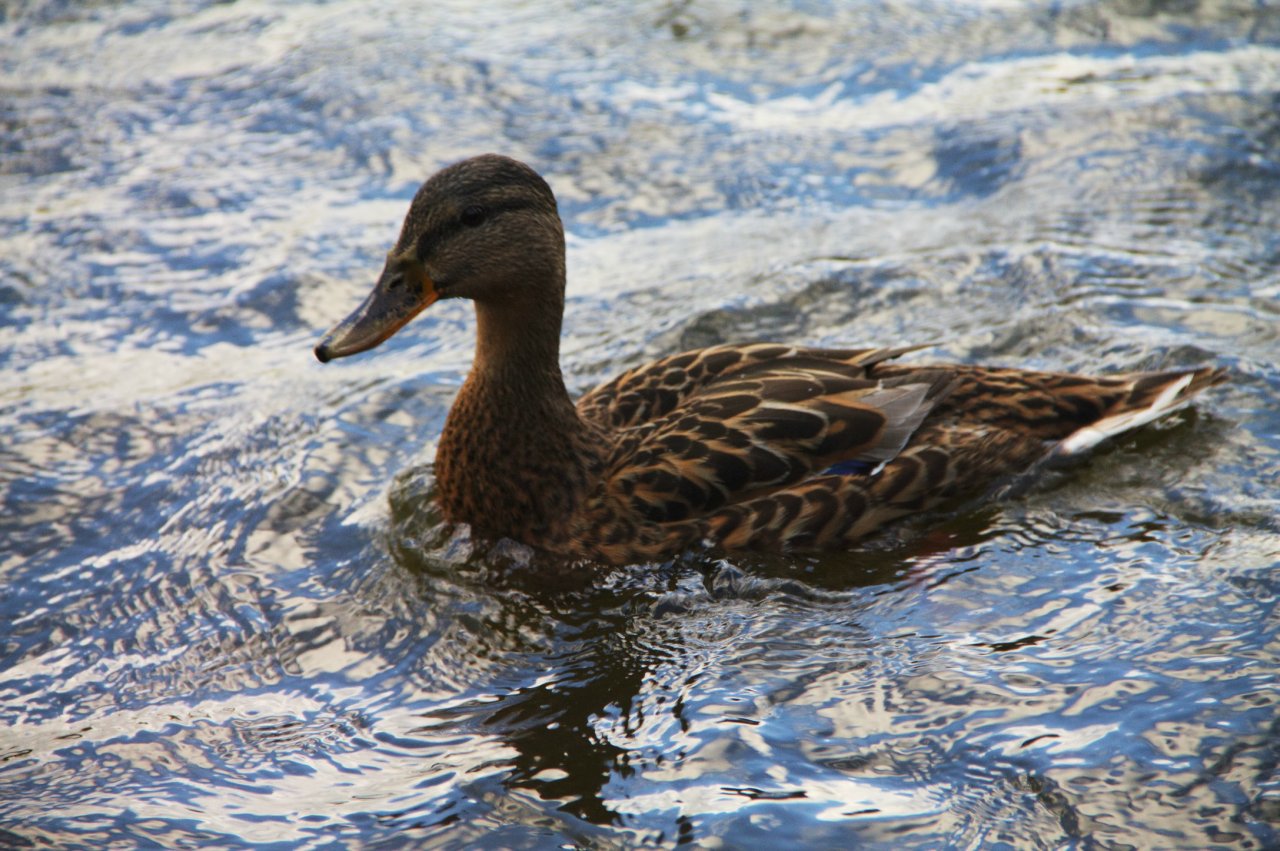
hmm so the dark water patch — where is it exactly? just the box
[931,125,1024,200]
[0,86,81,177]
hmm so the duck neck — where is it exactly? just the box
[436,289,600,546]
[472,294,566,388]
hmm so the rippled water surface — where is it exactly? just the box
[3,1,1280,847]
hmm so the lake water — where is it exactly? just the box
[3,1,1279,847]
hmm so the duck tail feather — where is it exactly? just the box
[1054,366,1225,458]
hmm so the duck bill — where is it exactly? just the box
[314,261,438,363]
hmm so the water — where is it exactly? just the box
[3,0,1279,847]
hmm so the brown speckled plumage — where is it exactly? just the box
[316,154,1226,566]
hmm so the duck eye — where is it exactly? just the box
[460,205,487,227]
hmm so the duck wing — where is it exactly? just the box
[594,345,953,523]
[578,342,931,428]
[699,362,1229,552]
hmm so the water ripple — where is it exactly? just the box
[3,0,1279,848]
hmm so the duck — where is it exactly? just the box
[315,154,1226,566]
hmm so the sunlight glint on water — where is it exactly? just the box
[2,1,1279,847]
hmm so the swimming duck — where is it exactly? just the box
[315,154,1225,566]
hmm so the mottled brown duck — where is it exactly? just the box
[315,154,1225,566]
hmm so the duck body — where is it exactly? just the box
[316,154,1225,567]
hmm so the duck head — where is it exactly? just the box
[314,154,565,363]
